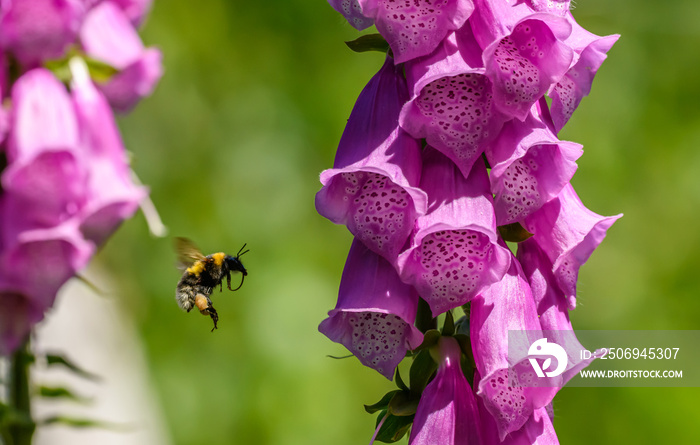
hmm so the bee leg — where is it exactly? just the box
[195,294,212,314]
[219,281,223,293]
[208,305,219,332]
[226,271,233,291]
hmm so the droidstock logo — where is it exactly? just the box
[528,338,568,378]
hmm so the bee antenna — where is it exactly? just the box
[237,243,249,258]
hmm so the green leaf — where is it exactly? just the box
[364,390,400,414]
[394,367,409,392]
[409,349,437,396]
[325,354,353,359]
[497,222,534,243]
[387,391,419,417]
[345,34,390,53]
[46,353,101,382]
[374,411,414,443]
[37,386,90,403]
[40,416,128,431]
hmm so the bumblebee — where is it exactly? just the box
[175,237,249,331]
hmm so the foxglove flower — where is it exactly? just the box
[316,55,427,262]
[319,239,423,379]
[470,0,573,120]
[517,237,604,383]
[357,0,475,64]
[476,381,559,445]
[400,23,507,178]
[2,68,85,234]
[70,57,146,245]
[0,0,84,67]
[522,183,622,309]
[549,15,619,132]
[80,1,162,111]
[470,257,557,440]
[397,148,510,316]
[327,0,373,31]
[485,100,582,225]
[408,336,482,445]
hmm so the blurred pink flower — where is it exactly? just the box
[80,1,162,111]
[0,0,84,67]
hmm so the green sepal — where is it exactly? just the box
[454,334,476,386]
[441,310,456,336]
[454,314,469,336]
[364,390,400,414]
[414,297,437,333]
[373,410,414,443]
[43,49,118,84]
[46,353,101,382]
[345,34,390,54]
[409,349,437,397]
[394,367,409,392]
[413,329,440,353]
[497,222,534,243]
[387,391,419,417]
[37,386,90,403]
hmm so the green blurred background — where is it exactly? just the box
[73,0,700,443]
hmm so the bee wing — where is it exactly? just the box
[174,237,207,268]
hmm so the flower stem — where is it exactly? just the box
[8,338,35,445]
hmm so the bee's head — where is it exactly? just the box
[226,244,249,276]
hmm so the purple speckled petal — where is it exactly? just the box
[400,24,508,178]
[486,103,582,225]
[319,239,423,380]
[477,385,559,445]
[397,149,510,316]
[327,0,374,30]
[409,337,482,445]
[517,238,603,384]
[470,258,557,440]
[523,184,622,309]
[549,15,619,132]
[470,1,572,49]
[0,0,84,66]
[316,56,427,262]
[528,0,570,17]
[482,17,573,120]
[358,0,475,63]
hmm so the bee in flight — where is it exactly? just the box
[175,237,249,331]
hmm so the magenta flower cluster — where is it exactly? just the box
[318,1,620,443]
[0,0,162,355]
